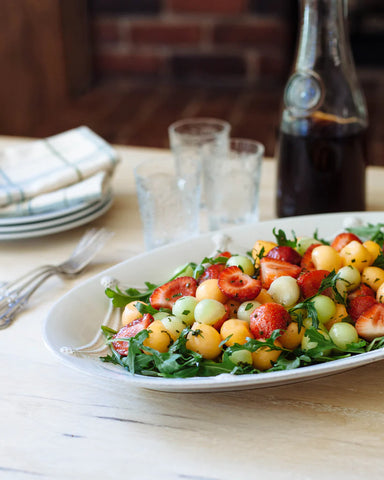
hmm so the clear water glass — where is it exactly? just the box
[134,156,201,250]
[168,118,231,209]
[205,138,264,231]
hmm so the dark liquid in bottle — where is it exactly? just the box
[276,119,367,217]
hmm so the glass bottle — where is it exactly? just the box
[276,0,368,217]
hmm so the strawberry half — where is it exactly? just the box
[149,276,197,310]
[300,243,322,271]
[355,303,384,341]
[259,257,301,290]
[331,232,362,252]
[249,303,290,339]
[266,246,302,265]
[112,314,153,356]
[297,269,331,298]
[348,284,376,301]
[218,266,261,301]
[348,295,377,322]
[198,263,226,284]
[214,251,232,259]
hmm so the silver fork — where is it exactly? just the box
[0,228,113,329]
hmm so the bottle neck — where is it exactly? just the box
[296,0,350,71]
[281,0,368,133]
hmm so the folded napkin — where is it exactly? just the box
[0,171,110,217]
[0,126,119,212]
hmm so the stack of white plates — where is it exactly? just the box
[0,192,113,240]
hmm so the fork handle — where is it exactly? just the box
[0,270,57,329]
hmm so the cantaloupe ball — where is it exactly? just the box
[363,240,381,263]
[121,300,146,326]
[339,241,372,271]
[196,279,228,303]
[186,323,222,359]
[311,245,342,272]
[251,240,277,265]
[220,319,253,347]
[279,322,305,350]
[143,320,172,353]
[361,266,384,292]
[252,339,282,371]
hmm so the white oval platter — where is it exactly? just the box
[43,211,384,392]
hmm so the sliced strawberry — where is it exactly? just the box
[348,284,376,301]
[198,263,226,284]
[348,295,377,322]
[355,303,384,341]
[266,246,302,265]
[249,303,290,339]
[218,266,261,301]
[297,269,331,298]
[259,257,301,290]
[214,251,232,259]
[150,276,197,310]
[112,314,153,356]
[300,243,322,271]
[225,299,241,318]
[331,232,362,252]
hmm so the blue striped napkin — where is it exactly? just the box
[0,127,119,212]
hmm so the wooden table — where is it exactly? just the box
[2,136,384,480]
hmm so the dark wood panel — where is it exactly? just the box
[0,0,90,135]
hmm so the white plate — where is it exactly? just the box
[0,193,112,233]
[0,198,102,226]
[0,195,113,240]
[43,211,384,392]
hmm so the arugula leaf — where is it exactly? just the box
[105,262,199,308]
[319,270,347,305]
[366,336,384,352]
[135,302,160,315]
[346,223,384,247]
[272,228,297,248]
[313,229,330,245]
[289,300,319,329]
[302,327,366,361]
[105,285,155,308]
[373,252,384,269]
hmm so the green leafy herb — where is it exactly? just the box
[135,302,160,316]
[272,228,297,248]
[373,251,384,269]
[313,229,330,245]
[105,262,198,308]
[346,223,384,247]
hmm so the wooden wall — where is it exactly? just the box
[0,0,91,136]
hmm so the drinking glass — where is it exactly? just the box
[168,118,231,209]
[205,138,264,231]
[134,156,201,250]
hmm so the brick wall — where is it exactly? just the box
[89,0,296,87]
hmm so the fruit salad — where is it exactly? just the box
[101,223,384,378]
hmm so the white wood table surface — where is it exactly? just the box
[1,135,384,480]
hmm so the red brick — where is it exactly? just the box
[131,22,202,45]
[213,19,289,48]
[95,51,165,75]
[167,0,247,14]
[92,18,122,43]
